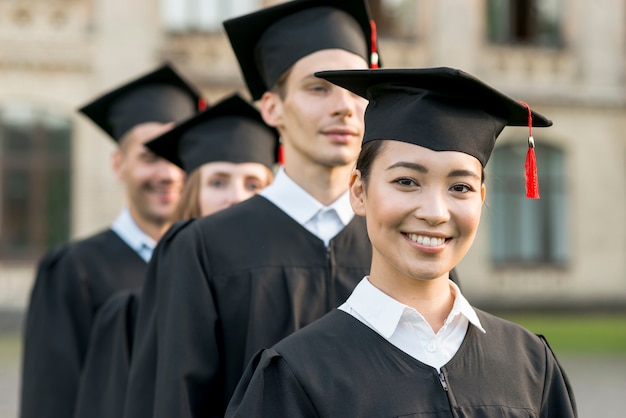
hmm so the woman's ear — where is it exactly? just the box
[260,91,283,128]
[349,169,366,216]
[481,183,486,203]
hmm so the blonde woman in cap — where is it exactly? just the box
[149,93,278,220]
[72,93,279,418]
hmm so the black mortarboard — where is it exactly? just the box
[79,64,203,141]
[223,0,380,100]
[144,93,279,174]
[315,67,552,168]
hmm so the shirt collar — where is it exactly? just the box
[446,281,485,333]
[260,167,354,226]
[110,207,157,261]
[345,277,485,339]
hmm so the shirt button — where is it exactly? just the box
[427,342,437,352]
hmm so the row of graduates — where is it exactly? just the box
[19,65,282,416]
[20,0,578,417]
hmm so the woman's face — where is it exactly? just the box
[198,161,273,217]
[350,140,485,285]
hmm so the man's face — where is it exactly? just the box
[262,49,369,171]
[113,122,185,227]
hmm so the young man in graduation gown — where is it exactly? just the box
[122,1,392,417]
[72,93,280,418]
[19,64,201,418]
[225,68,577,417]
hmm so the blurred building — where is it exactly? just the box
[0,0,624,311]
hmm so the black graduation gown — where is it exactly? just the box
[20,229,147,418]
[73,289,140,418]
[123,195,373,418]
[227,309,578,418]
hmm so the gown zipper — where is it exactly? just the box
[438,371,449,391]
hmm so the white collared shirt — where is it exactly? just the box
[110,207,156,263]
[339,277,485,372]
[260,168,355,246]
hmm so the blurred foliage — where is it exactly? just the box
[502,313,626,354]
[0,335,20,365]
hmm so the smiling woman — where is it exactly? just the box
[225,67,577,418]
[352,141,484,308]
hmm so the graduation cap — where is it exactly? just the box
[223,0,380,101]
[315,67,552,198]
[144,93,279,174]
[79,64,204,142]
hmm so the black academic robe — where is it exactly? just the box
[123,195,373,418]
[20,229,147,418]
[73,289,140,418]
[227,309,578,418]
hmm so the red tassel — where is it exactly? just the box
[198,97,208,111]
[525,142,540,199]
[520,101,540,199]
[277,143,284,166]
[369,20,379,69]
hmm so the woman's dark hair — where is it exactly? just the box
[355,139,486,185]
[355,140,387,185]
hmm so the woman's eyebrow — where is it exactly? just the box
[386,161,428,173]
[448,169,481,180]
[387,162,480,180]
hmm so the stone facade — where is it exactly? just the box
[1,0,624,310]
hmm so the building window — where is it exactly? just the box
[487,0,562,47]
[160,0,262,32]
[0,105,72,260]
[367,0,418,39]
[489,142,568,267]
[161,0,418,38]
